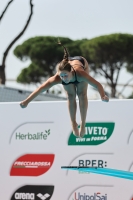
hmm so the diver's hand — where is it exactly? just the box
[20,100,29,108]
[102,95,109,102]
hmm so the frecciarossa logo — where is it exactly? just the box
[10,154,55,176]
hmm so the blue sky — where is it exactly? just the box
[0,0,133,96]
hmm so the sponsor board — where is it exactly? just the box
[11,185,54,200]
[68,122,115,145]
[10,154,54,176]
[9,122,53,144]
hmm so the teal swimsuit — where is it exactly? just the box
[62,56,85,85]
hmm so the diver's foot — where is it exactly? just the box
[79,125,86,138]
[72,122,80,137]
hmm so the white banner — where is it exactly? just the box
[0,100,133,200]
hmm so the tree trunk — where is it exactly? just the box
[111,84,116,98]
[0,65,6,85]
[0,0,14,22]
[0,0,33,85]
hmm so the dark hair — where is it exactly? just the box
[56,39,72,72]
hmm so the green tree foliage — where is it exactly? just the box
[14,36,82,84]
[128,93,133,99]
[14,34,133,98]
[80,33,133,98]
[17,63,47,84]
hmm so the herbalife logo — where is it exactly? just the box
[37,193,50,200]
[11,185,54,200]
[68,122,115,145]
[15,130,50,140]
[9,122,54,144]
[72,192,107,200]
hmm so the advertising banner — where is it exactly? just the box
[0,100,133,199]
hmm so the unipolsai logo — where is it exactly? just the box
[71,192,107,200]
[10,154,55,176]
[9,122,53,144]
[68,185,112,200]
[68,122,115,145]
[11,185,54,200]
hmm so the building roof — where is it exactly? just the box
[0,85,66,102]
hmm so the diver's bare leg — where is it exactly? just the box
[77,82,88,137]
[63,84,80,137]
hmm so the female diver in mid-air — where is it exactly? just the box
[20,41,109,137]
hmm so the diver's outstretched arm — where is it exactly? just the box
[20,74,61,108]
[80,71,109,102]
